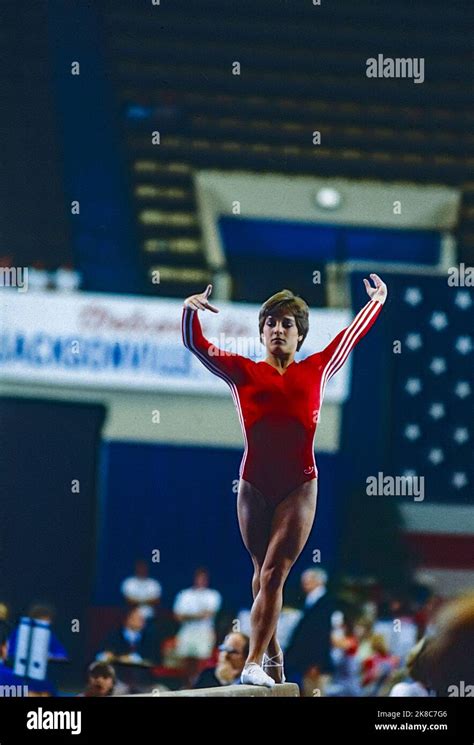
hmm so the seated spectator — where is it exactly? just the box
[95,608,161,694]
[77,661,125,697]
[7,604,64,695]
[194,633,249,689]
[326,616,362,697]
[8,603,68,662]
[121,559,162,622]
[96,607,158,663]
[361,633,399,695]
[353,617,375,665]
[374,596,418,665]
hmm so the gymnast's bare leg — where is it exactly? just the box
[237,477,318,685]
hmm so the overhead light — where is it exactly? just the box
[314,187,342,210]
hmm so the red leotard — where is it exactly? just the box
[182,298,384,504]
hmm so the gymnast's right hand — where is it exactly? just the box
[183,283,220,313]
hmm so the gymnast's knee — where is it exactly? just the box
[259,563,290,594]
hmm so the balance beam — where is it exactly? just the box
[123,683,299,697]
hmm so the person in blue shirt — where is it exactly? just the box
[7,603,68,662]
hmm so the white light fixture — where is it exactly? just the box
[314,187,342,210]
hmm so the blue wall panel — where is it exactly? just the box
[95,442,343,612]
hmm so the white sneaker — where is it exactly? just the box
[240,662,276,687]
[262,652,286,683]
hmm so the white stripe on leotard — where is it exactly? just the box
[182,307,249,478]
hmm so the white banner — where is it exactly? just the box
[0,291,351,399]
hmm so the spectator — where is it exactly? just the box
[96,607,157,663]
[373,595,418,664]
[8,603,68,663]
[121,559,162,622]
[194,633,249,688]
[353,617,375,665]
[78,661,119,697]
[95,607,160,694]
[285,568,336,695]
[361,633,399,695]
[326,615,362,697]
[173,567,222,688]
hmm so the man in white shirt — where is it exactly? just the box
[121,559,162,621]
[173,567,222,687]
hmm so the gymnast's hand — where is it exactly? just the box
[363,273,388,304]
[184,283,220,313]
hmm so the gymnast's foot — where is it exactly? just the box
[262,650,286,684]
[241,662,276,687]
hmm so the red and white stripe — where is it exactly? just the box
[401,504,474,596]
[320,299,382,402]
[182,307,249,477]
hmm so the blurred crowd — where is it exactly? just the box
[1,560,472,697]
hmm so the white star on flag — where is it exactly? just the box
[455,336,473,355]
[405,378,422,395]
[404,288,423,306]
[430,311,448,331]
[428,403,445,420]
[454,381,471,398]
[452,472,468,489]
[406,333,423,350]
[428,448,444,465]
[454,291,472,310]
[453,428,469,444]
[404,424,421,440]
[429,357,447,375]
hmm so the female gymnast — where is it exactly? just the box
[182,274,387,686]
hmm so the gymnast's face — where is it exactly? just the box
[262,313,303,357]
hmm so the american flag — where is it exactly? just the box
[388,274,473,594]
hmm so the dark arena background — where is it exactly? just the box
[0,0,472,739]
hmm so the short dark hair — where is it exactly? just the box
[27,603,55,621]
[259,289,309,351]
[88,661,116,683]
[194,566,208,577]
